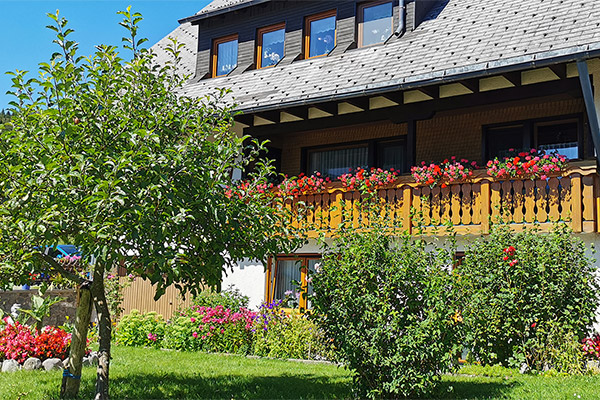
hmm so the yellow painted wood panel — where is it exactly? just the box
[120,278,193,320]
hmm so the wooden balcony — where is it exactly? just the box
[284,164,600,237]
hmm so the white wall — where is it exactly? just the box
[222,259,266,310]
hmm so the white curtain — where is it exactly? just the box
[309,146,369,177]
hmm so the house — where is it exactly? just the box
[152,0,600,310]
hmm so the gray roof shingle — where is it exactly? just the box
[156,0,600,113]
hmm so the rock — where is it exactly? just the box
[83,354,98,367]
[587,360,600,372]
[519,363,530,374]
[23,357,42,371]
[2,359,20,372]
[42,358,63,371]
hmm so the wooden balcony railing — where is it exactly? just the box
[284,164,599,237]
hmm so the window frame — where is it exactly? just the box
[265,254,321,310]
[304,9,337,60]
[256,22,286,69]
[482,114,584,161]
[357,0,394,48]
[211,33,239,78]
[302,136,408,176]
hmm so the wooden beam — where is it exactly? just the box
[379,91,403,105]
[233,114,253,127]
[459,78,480,93]
[255,110,280,124]
[417,86,439,99]
[502,71,521,86]
[310,102,337,116]
[283,106,309,120]
[549,64,567,79]
[343,97,370,111]
[249,77,581,137]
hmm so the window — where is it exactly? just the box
[358,1,394,47]
[266,255,320,309]
[536,121,579,160]
[212,34,238,77]
[308,144,369,178]
[485,124,527,160]
[305,137,407,178]
[305,10,337,59]
[257,23,285,69]
[377,139,406,171]
[484,117,581,161]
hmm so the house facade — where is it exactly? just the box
[153,0,600,310]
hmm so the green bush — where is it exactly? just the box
[311,227,461,399]
[513,320,585,375]
[253,309,335,361]
[456,224,600,367]
[190,286,249,310]
[163,305,255,354]
[115,310,166,348]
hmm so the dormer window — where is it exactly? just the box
[304,10,337,59]
[358,1,393,47]
[257,23,286,69]
[212,34,238,77]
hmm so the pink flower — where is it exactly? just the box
[192,332,198,338]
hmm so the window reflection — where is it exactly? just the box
[309,15,336,58]
[216,38,238,76]
[361,2,393,46]
[261,28,285,68]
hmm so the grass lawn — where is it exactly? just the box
[1,346,600,399]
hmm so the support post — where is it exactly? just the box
[577,60,600,164]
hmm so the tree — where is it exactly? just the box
[0,8,300,399]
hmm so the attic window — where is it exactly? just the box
[212,34,238,77]
[257,23,286,69]
[305,10,337,59]
[358,1,393,47]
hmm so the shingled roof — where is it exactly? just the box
[153,0,600,114]
[179,0,268,23]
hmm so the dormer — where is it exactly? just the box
[179,0,440,81]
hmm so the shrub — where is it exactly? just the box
[163,305,255,354]
[512,320,585,374]
[311,228,461,399]
[252,302,335,361]
[455,224,600,367]
[115,310,166,348]
[190,286,249,310]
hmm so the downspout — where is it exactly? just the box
[395,0,406,37]
[576,60,600,164]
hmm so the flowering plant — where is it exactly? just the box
[224,180,274,200]
[582,335,600,360]
[165,305,257,354]
[277,173,330,198]
[411,157,477,188]
[0,320,76,363]
[486,149,568,180]
[339,167,400,193]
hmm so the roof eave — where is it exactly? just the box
[178,0,272,24]
[234,46,600,115]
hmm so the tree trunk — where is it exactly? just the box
[92,269,111,400]
[61,281,93,399]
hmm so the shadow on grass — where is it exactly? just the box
[434,377,521,399]
[56,372,351,400]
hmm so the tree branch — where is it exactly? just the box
[35,252,87,285]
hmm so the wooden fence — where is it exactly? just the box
[285,164,599,237]
[120,277,193,319]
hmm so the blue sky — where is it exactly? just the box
[0,0,211,110]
